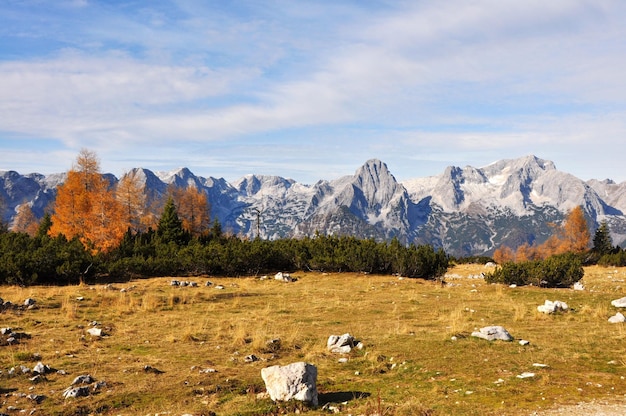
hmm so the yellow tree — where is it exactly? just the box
[50,149,126,252]
[515,242,537,262]
[493,245,514,263]
[557,206,590,253]
[171,186,210,238]
[11,204,39,236]
[116,170,147,233]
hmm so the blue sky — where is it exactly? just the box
[1,0,626,184]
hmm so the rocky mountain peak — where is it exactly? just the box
[3,155,626,256]
[352,159,401,206]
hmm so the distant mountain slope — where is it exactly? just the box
[2,155,626,256]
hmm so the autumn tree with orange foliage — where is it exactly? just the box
[493,245,514,264]
[50,149,126,253]
[11,204,39,236]
[493,206,590,263]
[116,171,147,233]
[556,206,590,253]
[170,186,210,238]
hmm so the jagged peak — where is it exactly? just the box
[234,174,294,196]
[482,155,556,174]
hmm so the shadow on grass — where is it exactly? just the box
[0,388,17,394]
[318,391,371,405]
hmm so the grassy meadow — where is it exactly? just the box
[1,264,625,415]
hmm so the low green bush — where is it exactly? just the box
[485,252,583,288]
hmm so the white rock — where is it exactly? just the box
[63,386,90,399]
[87,327,103,337]
[274,272,294,282]
[537,300,568,314]
[608,312,626,323]
[573,282,585,291]
[519,340,530,346]
[327,333,358,353]
[517,372,535,379]
[261,362,318,406]
[611,297,626,308]
[71,374,95,385]
[471,326,513,342]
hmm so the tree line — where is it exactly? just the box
[0,150,449,285]
[2,149,626,287]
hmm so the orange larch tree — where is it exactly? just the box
[116,171,147,233]
[50,149,126,253]
[557,206,590,253]
[171,186,211,238]
[11,204,39,236]
[493,245,515,263]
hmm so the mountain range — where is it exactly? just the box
[2,155,625,257]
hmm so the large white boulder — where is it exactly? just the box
[261,362,318,406]
[611,297,626,308]
[608,312,626,324]
[327,333,361,354]
[537,300,568,314]
[471,326,513,341]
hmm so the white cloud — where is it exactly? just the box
[1,1,626,183]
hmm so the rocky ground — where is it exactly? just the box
[530,400,626,415]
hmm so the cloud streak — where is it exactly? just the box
[1,0,625,183]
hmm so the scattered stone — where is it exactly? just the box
[32,362,53,375]
[29,374,45,383]
[245,354,260,363]
[87,327,104,337]
[537,300,568,314]
[26,394,45,404]
[608,312,626,323]
[144,365,165,374]
[214,285,225,290]
[519,340,530,346]
[471,326,513,342]
[91,380,107,392]
[63,386,90,399]
[485,262,496,267]
[611,297,626,308]
[338,357,348,363]
[205,280,213,286]
[261,338,282,353]
[327,333,361,353]
[261,362,318,406]
[533,363,549,368]
[573,282,585,291]
[171,280,180,286]
[71,374,95,385]
[517,372,535,379]
[24,298,36,307]
[199,368,217,374]
[274,272,295,282]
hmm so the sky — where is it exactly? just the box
[1,0,626,184]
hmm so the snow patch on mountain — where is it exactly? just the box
[3,155,626,255]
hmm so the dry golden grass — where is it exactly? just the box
[0,265,625,415]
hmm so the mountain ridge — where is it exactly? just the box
[2,155,626,256]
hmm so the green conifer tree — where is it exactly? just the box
[592,221,613,255]
[157,197,187,245]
